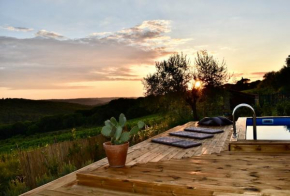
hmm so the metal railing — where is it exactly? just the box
[232,103,257,140]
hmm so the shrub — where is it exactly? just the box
[276,101,290,115]
[59,162,77,177]
[5,181,29,196]
[36,173,55,187]
[261,103,273,116]
[0,154,21,195]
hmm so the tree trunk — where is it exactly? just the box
[192,98,198,120]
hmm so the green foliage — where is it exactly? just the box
[0,153,23,195]
[120,132,130,142]
[276,101,290,116]
[143,53,191,96]
[0,114,162,154]
[197,90,228,118]
[0,126,102,153]
[257,62,290,95]
[42,154,59,177]
[101,113,145,145]
[242,87,276,95]
[5,181,29,196]
[59,162,77,177]
[166,98,193,126]
[261,103,273,116]
[195,50,231,89]
[138,121,145,129]
[129,126,139,135]
[67,142,83,168]
[36,173,56,187]
[71,128,77,140]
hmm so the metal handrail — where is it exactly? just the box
[232,103,257,140]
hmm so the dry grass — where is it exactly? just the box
[19,135,107,188]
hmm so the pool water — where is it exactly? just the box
[246,125,290,140]
[246,117,290,140]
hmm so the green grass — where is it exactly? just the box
[0,114,164,154]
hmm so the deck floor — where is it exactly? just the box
[77,151,290,196]
[23,121,232,196]
[23,120,290,196]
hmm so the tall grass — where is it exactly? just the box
[19,134,106,188]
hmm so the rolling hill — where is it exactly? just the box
[0,98,92,125]
[45,97,117,106]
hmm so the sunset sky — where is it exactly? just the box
[1,0,290,99]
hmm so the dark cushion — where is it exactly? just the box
[198,116,232,126]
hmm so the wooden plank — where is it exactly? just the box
[261,189,290,196]
[36,189,80,196]
[97,162,290,181]
[77,173,214,196]
[229,143,290,152]
[231,140,290,144]
[211,130,231,154]
[149,145,178,162]
[203,128,226,155]
[126,143,165,165]
[56,185,147,196]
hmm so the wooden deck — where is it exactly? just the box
[77,151,290,196]
[22,119,290,196]
[22,121,231,195]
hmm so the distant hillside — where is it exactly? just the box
[0,98,92,125]
[0,97,161,139]
[45,97,117,106]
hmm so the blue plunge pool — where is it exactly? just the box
[246,117,290,140]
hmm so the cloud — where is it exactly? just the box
[90,20,191,50]
[35,30,65,39]
[0,36,170,90]
[251,72,267,76]
[233,73,244,77]
[89,32,112,38]
[2,26,34,32]
[231,72,266,83]
[0,20,190,90]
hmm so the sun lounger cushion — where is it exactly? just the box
[184,127,224,134]
[151,137,202,148]
[169,131,214,139]
[198,116,232,126]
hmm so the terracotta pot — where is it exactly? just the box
[103,141,129,168]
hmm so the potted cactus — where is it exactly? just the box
[101,113,145,167]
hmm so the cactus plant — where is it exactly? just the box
[101,113,145,145]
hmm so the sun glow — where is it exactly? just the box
[188,80,202,90]
[195,81,201,88]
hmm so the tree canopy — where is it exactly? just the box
[194,50,230,89]
[286,55,290,67]
[258,56,290,94]
[143,53,191,96]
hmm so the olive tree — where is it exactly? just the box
[191,51,231,117]
[194,50,230,89]
[143,53,191,96]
